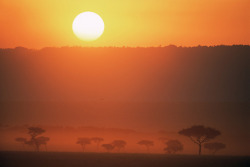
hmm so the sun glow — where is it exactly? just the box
[72,12,104,41]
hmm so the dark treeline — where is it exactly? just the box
[15,125,226,155]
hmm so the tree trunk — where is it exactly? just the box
[22,143,26,151]
[45,144,47,152]
[118,147,122,153]
[36,144,39,152]
[198,144,201,155]
[81,145,85,152]
[146,146,150,153]
[34,140,39,152]
[96,143,100,151]
[213,149,217,155]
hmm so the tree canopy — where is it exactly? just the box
[28,127,45,139]
[164,140,183,154]
[179,125,221,155]
[204,142,226,154]
[76,138,91,152]
[112,140,127,151]
[137,140,154,152]
[102,144,114,152]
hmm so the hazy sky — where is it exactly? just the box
[0,47,248,135]
[0,0,249,48]
[0,0,249,155]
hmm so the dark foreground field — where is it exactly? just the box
[0,152,249,167]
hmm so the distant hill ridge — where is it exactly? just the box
[0,45,250,51]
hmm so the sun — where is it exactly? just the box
[72,12,104,41]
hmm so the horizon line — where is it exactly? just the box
[0,44,250,50]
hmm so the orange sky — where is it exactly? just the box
[0,0,249,48]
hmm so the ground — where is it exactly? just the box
[0,152,249,167]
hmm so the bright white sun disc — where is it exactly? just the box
[72,12,104,41]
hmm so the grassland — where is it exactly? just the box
[0,152,249,167]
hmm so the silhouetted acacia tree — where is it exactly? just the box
[204,142,226,154]
[36,136,50,151]
[164,140,183,154]
[28,127,45,139]
[24,140,35,151]
[91,137,104,150]
[102,144,114,152]
[27,127,48,152]
[112,140,127,152]
[76,138,91,152]
[15,137,27,150]
[178,125,221,155]
[137,140,154,152]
